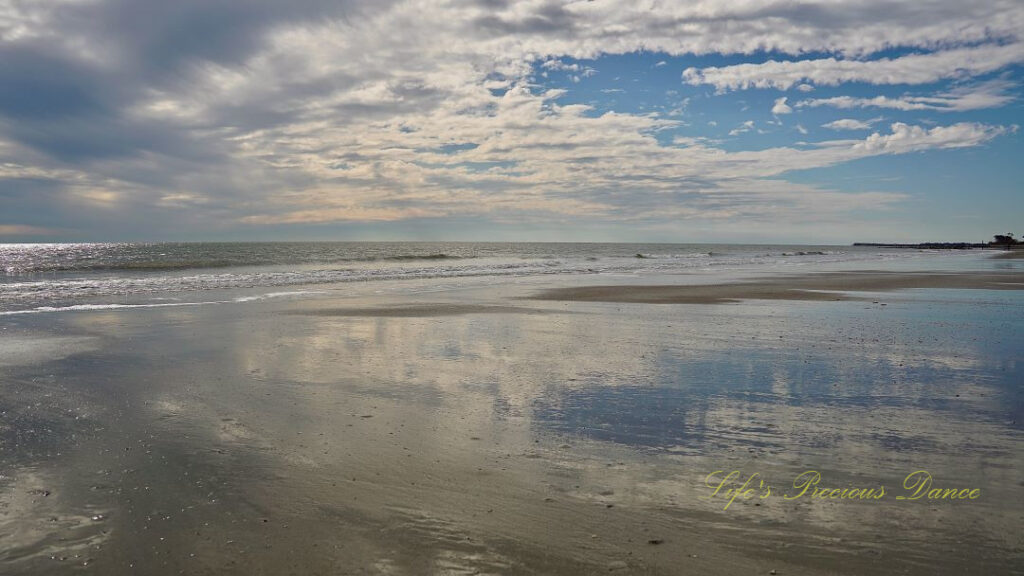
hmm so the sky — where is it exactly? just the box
[1,0,1022,244]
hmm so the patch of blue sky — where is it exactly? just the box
[528,51,1022,155]
[783,143,1021,200]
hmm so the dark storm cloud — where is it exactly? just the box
[55,0,380,77]
[474,2,578,35]
[0,0,378,157]
[0,39,158,162]
[0,45,110,120]
[0,0,394,224]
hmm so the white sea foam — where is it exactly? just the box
[0,301,220,316]
[233,290,327,302]
[0,290,330,315]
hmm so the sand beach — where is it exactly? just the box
[1,248,1022,575]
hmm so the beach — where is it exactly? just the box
[1,246,1022,575]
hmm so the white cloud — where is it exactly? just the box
[729,120,755,136]
[798,79,1018,112]
[823,119,874,130]
[683,44,1024,91]
[771,97,793,114]
[699,122,1008,180]
[851,122,1009,153]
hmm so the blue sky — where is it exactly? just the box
[1,1,1022,243]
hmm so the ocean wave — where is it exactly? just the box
[0,245,941,313]
[6,253,468,274]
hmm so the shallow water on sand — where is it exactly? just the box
[0,260,1022,575]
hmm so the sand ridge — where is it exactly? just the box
[527,271,1024,304]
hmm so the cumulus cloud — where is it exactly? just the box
[771,97,792,114]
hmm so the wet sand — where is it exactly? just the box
[289,304,549,317]
[529,271,1024,304]
[2,263,1023,575]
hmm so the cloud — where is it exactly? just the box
[541,59,595,78]
[797,79,1018,112]
[771,97,792,114]
[729,120,755,136]
[0,224,55,236]
[823,119,874,130]
[850,122,1009,153]
[238,116,1008,226]
[1,0,1021,238]
[682,44,1024,91]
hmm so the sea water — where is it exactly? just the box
[0,242,989,314]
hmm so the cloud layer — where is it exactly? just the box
[1,0,1022,240]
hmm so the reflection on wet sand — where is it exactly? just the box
[0,276,1022,574]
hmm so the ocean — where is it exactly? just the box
[0,242,969,314]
